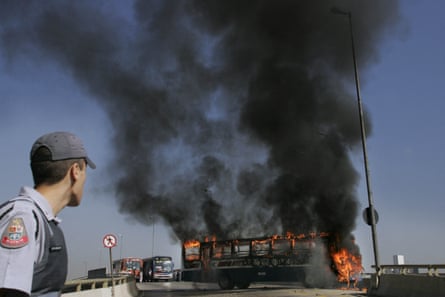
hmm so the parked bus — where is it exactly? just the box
[143,256,174,282]
[112,257,143,282]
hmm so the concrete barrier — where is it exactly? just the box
[62,276,140,297]
[368,264,445,297]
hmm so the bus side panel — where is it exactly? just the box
[222,266,307,282]
[182,269,205,282]
[181,268,223,283]
[182,266,307,283]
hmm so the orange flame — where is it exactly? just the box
[183,239,200,249]
[331,248,363,286]
[183,239,200,261]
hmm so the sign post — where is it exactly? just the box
[103,234,117,297]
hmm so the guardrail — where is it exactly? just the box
[375,264,445,277]
[62,276,139,295]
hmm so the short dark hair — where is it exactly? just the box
[31,147,85,186]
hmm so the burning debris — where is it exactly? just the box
[0,0,400,275]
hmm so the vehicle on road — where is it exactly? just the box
[143,256,174,282]
[113,257,144,282]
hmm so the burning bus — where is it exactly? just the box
[181,233,362,289]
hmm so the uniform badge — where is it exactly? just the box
[1,217,29,248]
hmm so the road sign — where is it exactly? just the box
[363,207,379,226]
[103,234,117,297]
[103,234,117,248]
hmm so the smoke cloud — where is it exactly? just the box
[0,1,400,246]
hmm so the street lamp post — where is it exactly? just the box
[98,248,103,266]
[331,7,381,274]
[151,217,155,257]
[118,234,123,259]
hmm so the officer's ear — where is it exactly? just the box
[69,162,82,184]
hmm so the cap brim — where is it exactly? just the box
[86,157,96,169]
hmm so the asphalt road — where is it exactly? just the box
[137,281,368,297]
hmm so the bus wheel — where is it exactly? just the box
[236,281,250,289]
[217,274,235,290]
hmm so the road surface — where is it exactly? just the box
[137,281,368,297]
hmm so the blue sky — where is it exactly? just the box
[352,1,445,271]
[1,1,444,280]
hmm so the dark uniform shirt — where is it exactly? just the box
[0,187,67,297]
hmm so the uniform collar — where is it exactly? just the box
[19,186,62,224]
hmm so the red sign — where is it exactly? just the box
[103,234,117,248]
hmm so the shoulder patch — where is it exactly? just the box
[1,217,29,248]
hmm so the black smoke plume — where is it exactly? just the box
[0,1,400,247]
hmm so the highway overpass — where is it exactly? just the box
[61,264,445,297]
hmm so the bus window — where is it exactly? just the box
[212,242,231,258]
[233,240,250,257]
[272,238,291,255]
[252,239,270,256]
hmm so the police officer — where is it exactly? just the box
[0,132,95,297]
